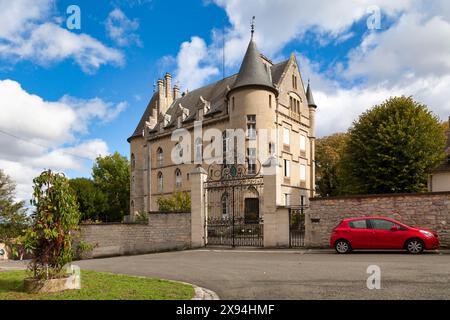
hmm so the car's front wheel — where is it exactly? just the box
[335,240,351,254]
[406,239,424,254]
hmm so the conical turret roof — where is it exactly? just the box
[306,81,317,108]
[229,39,277,95]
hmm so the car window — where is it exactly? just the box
[370,219,398,230]
[349,220,368,229]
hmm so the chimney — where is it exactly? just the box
[173,84,180,100]
[165,73,172,99]
[157,79,164,114]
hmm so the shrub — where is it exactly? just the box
[156,192,191,212]
[24,170,80,280]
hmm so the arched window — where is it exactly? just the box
[157,172,163,192]
[131,200,135,215]
[221,193,229,219]
[175,169,182,188]
[175,142,183,159]
[157,147,163,167]
[131,153,135,171]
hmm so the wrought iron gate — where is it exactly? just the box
[204,162,263,247]
[289,197,307,247]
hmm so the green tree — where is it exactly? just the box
[341,96,447,194]
[92,152,130,222]
[24,170,80,280]
[157,192,191,212]
[315,133,348,197]
[69,178,107,222]
[0,170,29,243]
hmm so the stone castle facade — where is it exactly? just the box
[128,36,318,220]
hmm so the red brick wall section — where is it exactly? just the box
[306,192,450,248]
[78,213,191,258]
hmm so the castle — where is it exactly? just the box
[128,34,318,221]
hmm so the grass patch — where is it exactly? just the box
[0,270,194,300]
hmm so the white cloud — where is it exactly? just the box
[212,0,414,66]
[0,79,124,202]
[345,13,450,84]
[105,8,142,47]
[0,0,124,73]
[298,56,450,137]
[174,36,219,91]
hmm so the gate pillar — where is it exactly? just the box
[190,166,208,248]
[263,157,289,248]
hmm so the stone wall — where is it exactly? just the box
[79,212,191,258]
[306,192,450,248]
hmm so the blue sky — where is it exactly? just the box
[1,0,450,200]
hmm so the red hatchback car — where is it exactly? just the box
[330,216,439,254]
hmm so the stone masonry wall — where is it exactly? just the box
[306,192,450,248]
[79,212,191,258]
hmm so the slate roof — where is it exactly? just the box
[128,55,290,141]
[306,82,316,107]
[230,39,276,94]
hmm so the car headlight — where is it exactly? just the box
[419,230,433,237]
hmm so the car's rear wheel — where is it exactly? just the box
[406,239,424,254]
[335,240,351,254]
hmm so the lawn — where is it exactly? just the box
[0,270,194,300]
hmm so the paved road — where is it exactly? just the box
[76,249,450,300]
[2,249,449,299]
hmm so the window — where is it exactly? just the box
[247,148,256,174]
[175,142,183,159]
[269,95,272,108]
[370,219,404,230]
[232,97,235,111]
[283,127,290,145]
[292,75,298,89]
[222,131,229,164]
[131,153,135,171]
[300,135,306,152]
[247,115,256,139]
[349,220,368,229]
[269,142,275,155]
[175,169,182,188]
[284,159,290,177]
[300,164,306,181]
[157,147,163,167]
[222,193,229,219]
[157,172,163,192]
[177,116,182,128]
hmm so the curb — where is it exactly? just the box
[174,280,219,300]
[191,285,220,300]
